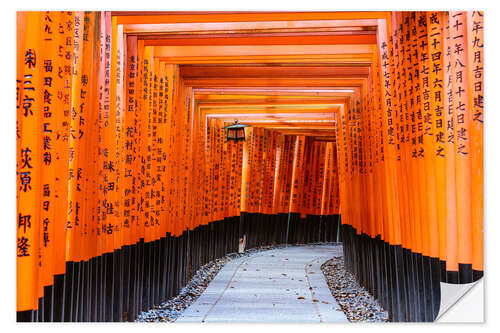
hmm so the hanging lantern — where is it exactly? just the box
[224,120,250,142]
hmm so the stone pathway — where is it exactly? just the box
[176,244,348,323]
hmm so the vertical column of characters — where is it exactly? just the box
[134,39,145,242]
[397,12,411,249]
[360,94,370,236]
[225,120,233,220]
[80,11,98,263]
[173,67,182,235]
[148,47,156,238]
[112,18,126,249]
[263,129,272,215]
[151,56,160,238]
[180,81,188,231]
[359,88,368,235]
[265,131,273,216]
[404,12,419,255]
[157,61,167,235]
[367,66,379,238]
[66,11,85,265]
[369,60,382,238]
[350,100,360,233]
[206,116,214,222]
[331,136,340,215]
[194,92,203,226]
[315,142,327,218]
[95,11,105,257]
[254,128,262,215]
[356,98,364,234]
[442,12,458,278]
[240,126,252,214]
[163,63,174,233]
[271,134,283,215]
[187,85,194,229]
[319,142,330,217]
[279,136,293,214]
[377,18,400,246]
[289,136,305,214]
[276,135,286,215]
[215,118,222,221]
[427,12,447,264]
[217,118,226,221]
[101,12,115,254]
[414,12,430,258]
[192,89,200,227]
[156,59,164,235]
[232,131,241,217]
[419,11,440,260]
[261,128,269,215]
[311,140,321,218]
[336,103,349,227]
[449,11,473,283]
[256,128,265,215]
[196,97,204,226]
[311,141,320,218]
[466,11,483,279]
[212,118,220,221]
[283,135,294,214]
[140,45,151,242]
[124,35,138,245]
[406,12,420,253]
[267,131,283,214]
[235,126,245,216]
[235,128,244,215]
[226,131,233,218]
[38,11,57,292]
[330,139,337,217]
[343,103,353,229]
[265,130,275,216]
[371,56,389,241]
[301,138,312,218]
[172,65,179,231]
[163,61,171,234]
[248,127,257,214]
[17,11,42,314]
[205,117,213,223]
[325,141,333,217]
[87,12,101,263]
[389,12,403,245]
[363,77,373,237]
[273,132,281,215]
[188,87,197,228]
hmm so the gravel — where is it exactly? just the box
[320,256,389,322]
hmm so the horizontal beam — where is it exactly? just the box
[153,44,375,58]
[180,65,369,78]
[115,12,390,25]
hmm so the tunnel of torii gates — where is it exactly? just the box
[16,11,483,323]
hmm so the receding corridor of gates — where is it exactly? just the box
[16,11,483,322]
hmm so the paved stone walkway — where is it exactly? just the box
[176,244,348,323]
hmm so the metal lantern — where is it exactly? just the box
[224,120,250,142]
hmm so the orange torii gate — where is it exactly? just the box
[16,11,483,322]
